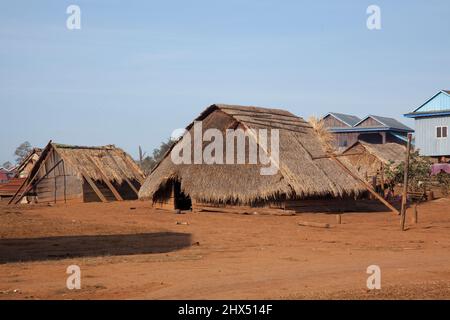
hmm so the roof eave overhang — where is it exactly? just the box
[329,127,414,133]
[404,111,450,118]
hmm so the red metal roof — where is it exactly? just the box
[0,171,9,181]
[0,178,26,196]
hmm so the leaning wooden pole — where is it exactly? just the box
[400,133,413,231]
[14,159,63,205]
[332,156,400,215]
[9,141,53,205]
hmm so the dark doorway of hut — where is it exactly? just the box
[174,181,192,211]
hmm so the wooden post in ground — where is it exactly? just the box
[372,176,377,196]
[412,203,419,224]
[336,214,342,224]
[400,133,412,231]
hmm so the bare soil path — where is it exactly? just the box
[1,198,449,300]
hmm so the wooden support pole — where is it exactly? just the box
[331,156,400,215]
[105,151,141,196]
[13,159,63,205]
[7,176,29,205]
[412,202,419,224]
[63,161,67,204]
[400,133,413,231]
[8,142,53,205]
[80,171,108,203]
[336,214,342,224]
[311,152,364,160]
[86,156,123,201]
[380,162,386,196]
[53,151,57,204]
[372,176,377,194]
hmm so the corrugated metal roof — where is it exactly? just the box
[328,114,413,133]
[407,90,450,115]
[0,178,26,196]
[326,112,361,127]
[367,115,414,131]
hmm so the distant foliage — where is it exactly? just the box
[140,139,175,174]
[14,141,33,164]
[384,151,432,192]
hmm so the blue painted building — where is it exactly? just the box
[322,112,413,151]
[405,90,450,158]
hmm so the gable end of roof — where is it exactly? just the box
[323,112,361,127]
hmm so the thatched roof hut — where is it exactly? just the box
[10,142,144,204]
[16,148,42,178]
[340,141,406,183]
[139,104,366,210]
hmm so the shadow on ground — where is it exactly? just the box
[0,232,192,264]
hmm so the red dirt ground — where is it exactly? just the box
[0,198,449,300]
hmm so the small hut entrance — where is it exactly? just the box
[174,181,192,210]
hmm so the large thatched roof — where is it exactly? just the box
[139,104,366,205]
[29,142,144,185]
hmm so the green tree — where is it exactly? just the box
[14,141,33,164]
[384,150,432,192]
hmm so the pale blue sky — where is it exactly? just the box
[1,0,450,163]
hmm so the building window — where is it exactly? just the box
[436,126,448,138]
[339,140,348,147]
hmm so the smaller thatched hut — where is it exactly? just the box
[340,141,406,185]
[10,142,144,204]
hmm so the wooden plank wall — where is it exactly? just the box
[323,115,349,128]
[332,132,359,148]
[33,150,83,203]
[357,117,383,127]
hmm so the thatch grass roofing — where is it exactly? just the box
[339,141,406,181]
[342,141,406,165]
[139,104,366,205]
[29,142,144,185]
